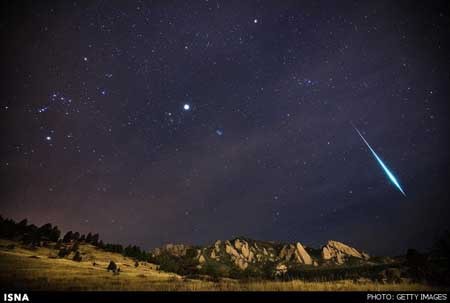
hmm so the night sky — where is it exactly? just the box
[1,1,449,256]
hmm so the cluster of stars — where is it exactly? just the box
[1,0,448,255]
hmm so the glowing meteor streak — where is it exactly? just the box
[353,125,406,196]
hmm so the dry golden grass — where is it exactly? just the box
[0,239,440,291]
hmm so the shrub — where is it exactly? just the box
[107,260,117,272]
[200,260,231,279]
[58,248,70,258]
[71,241,80,252]
[63,231,73,243]
[73,251,82,262]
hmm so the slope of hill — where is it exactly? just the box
[0,239,183,290]
[0,216,447,291]
[0,239,435,291]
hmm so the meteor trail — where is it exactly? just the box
[352,124,406,196]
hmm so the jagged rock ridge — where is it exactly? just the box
[151,238,370,271]
[321,240,370,264]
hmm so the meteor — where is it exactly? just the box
[352,124,406,196]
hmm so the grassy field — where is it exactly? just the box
[0,239,439,291]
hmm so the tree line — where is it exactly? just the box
[0,215,150,261]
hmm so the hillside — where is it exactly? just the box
[149,237,402,279]
[0,239,436,291]
[0,239,183,291]
[151,237,374,273]
[0,216,448,291]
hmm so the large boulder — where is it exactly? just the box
[321,240,369,264]
[214,240,221,252]
[225,241,240,258]
[198,254,206,264]
[224,239,256,269]
[279,242,313,264]
[275,263,288,276]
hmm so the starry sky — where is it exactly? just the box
[1,1,449,256]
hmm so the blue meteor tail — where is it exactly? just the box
[353,125,406,196]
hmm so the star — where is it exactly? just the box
[1,0,447,268]
[38,107,48,113]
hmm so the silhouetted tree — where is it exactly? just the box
[38,223,53,241]
[72,241,80,252]
[63,231,73,243]
[107,260,117,272]
[103,243,123,254]
[73,251,82,262]
[17,219,28,234]
[91,233,99,245]
[50,226,61,242]
[22,224,40,246]
[58,248,70,258]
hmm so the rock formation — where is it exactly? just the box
[321,240,369,264]
[152,243,188,257]
[279,242,312,264]
[151,237,371,272]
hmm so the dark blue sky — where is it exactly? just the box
[1,0,449,255]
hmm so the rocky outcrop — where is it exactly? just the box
[152,243,188,257]
[198,254,206,264]
[224,239,255,270]
[321,240,369,264]
[217,238,315,270]
[151,238,371,271]
[275,263,288,276]
[279,242,312,264]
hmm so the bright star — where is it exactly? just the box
[183,104,190,111]
[45,136,52,141]
[254,19,258,23]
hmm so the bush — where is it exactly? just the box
[58,248,70,258]
[157,254,182,273]
[63,231,73,243]
[71,241,80,252]
[73,251,82,262]
[107,260,117,272]
[200,260,231,279]
[54,240,62,250]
